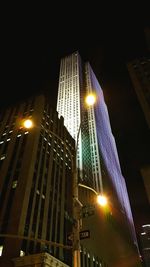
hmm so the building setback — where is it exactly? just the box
[0,94,75,267]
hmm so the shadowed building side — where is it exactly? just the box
[0,94,75,267]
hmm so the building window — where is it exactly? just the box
[0,155,6,160]
[12,180,18,189]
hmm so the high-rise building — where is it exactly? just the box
[57,51,141,266]
[127,57,150,129]
[0,94,75,267]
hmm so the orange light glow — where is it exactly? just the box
[85,94,96,106]
[97,195,108,207]
[23,119,33,129]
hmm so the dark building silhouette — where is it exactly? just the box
[140,165,150,206]
[127,57,150,129]
[0,94,75,266]
[126,33,150,266]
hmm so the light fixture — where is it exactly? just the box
[85,94,96,106]
[97,195,108,207]
[23,119,33,129]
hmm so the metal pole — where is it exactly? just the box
[72,123,82,267]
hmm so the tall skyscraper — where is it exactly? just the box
[0,94,75,267]
[57,51,141,266]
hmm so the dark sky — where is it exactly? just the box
[1,4,150,235]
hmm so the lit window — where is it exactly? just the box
[12,180,18,189]
[20,250,25,257]
[0,245,3,256]
[0,155,6,160]
[142,224,150,227]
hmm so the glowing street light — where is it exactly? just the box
[73,92,109,267]
[23,119,33,129]
[85,93,96,106]
[97,194,108,207]
[78,183,108,208]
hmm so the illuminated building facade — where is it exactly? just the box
[0,95,75,266]
[57,51,141,266]
[57,51,137,236]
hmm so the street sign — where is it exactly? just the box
[79,230,90,240]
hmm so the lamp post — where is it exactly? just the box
[78,183,108,207]
[72,181,108,267]
[72,93,106,267]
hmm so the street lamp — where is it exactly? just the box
[72,182,108,267]
[78,183,108,208]
[85,93,96,106]
[22,119,33,129]
[72,93,98,267]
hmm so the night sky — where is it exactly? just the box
[1,4,150,238]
